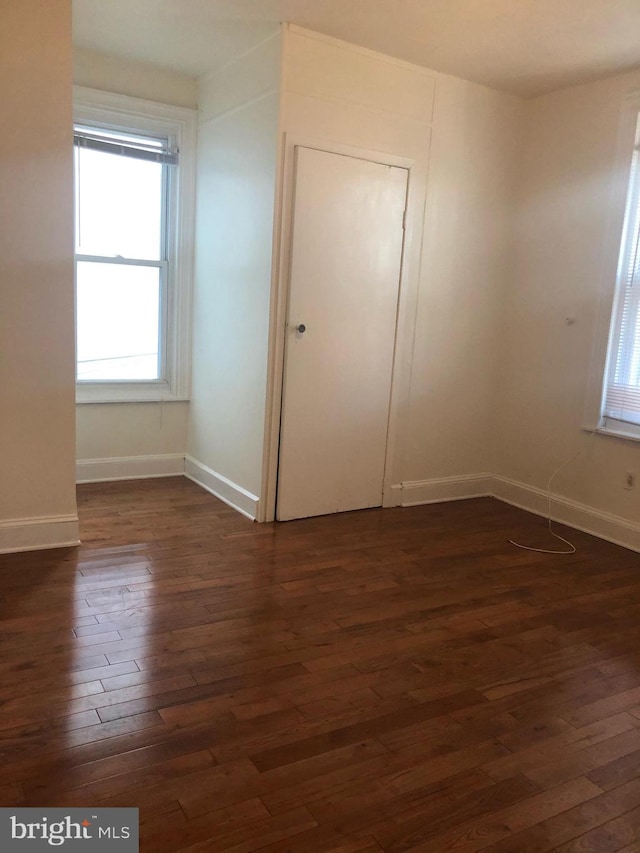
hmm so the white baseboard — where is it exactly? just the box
[393,472,640,554]
[73,456,640,553]
[492,474,640,554]
[77,454,185,484]
[0,515,80,554]
[400,473,493,506]
[184,456,259,521]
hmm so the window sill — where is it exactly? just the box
[585,420,640,443]
[76,382,189,404]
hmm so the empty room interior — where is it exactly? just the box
[3,0,640,850]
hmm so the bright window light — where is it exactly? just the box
[74,127,168,385]
[76,262,161,381]
[73,87,196,404]
[75,145,163,260]
[602,112,640,434]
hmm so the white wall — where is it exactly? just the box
[262,25,522,516]
[495,69,640,535]
[0,0,78,552]
[186,30,282,517]
[73,49,197,476]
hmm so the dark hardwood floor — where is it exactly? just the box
[1,477,640,851]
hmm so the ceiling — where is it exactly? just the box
[72,0,640,98]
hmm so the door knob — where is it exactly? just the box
[296,324,306,333]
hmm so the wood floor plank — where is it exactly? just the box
[417,777,602,852]
[369,774,541,852]
[554,803,640,853]
[2,479,640,851]
[481,776,640,852]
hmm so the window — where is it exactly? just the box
[601,108,640,438]
[73,87,196,403]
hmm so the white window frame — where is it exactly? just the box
[585,91,640,441]
[73,86,196,403]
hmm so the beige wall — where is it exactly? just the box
[186,30,282,509]
[2,3,637,551]
[0,0,78,551]
[72,50,196,468]
[76,400,190,469]
[496,68,640,525]
[73,47,198,108]
[266,26,435,516]
[76,403,189,459]
[261,26,522,515]
[407,72,522,484]
[70,27,523,521]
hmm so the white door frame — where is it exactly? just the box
[259,133,422,523]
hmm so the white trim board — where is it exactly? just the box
[76,454,258,519]
[0,515,80,554]
[73,459,640,553]
[76,454,185,484]
[492,474,640,554]
[393,473,640,554]
[184,456,259,521]
[400,474,494,506]
[198,88,279,129]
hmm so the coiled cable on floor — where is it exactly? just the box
[508,432,596,555]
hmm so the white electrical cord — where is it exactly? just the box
[508,433,596,555]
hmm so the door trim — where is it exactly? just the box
[260,134,422,522]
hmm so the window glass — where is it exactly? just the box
[76,262,161,381]
[73,88,195,402]
[602,114,640,430]
[74,145,164,261]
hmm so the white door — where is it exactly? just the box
[277,146,408,521]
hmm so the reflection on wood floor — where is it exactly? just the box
[1,477,640,851]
